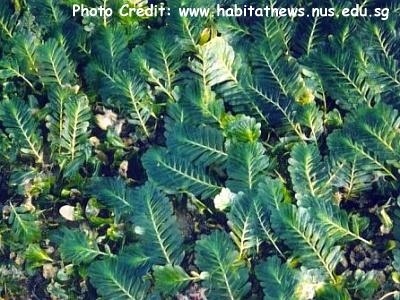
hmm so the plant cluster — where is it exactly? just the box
[0,0,400,299]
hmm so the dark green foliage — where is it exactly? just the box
[289,143,331,204]
[153,265,192,295]
[226,141,272,193]
[165,123,227,167]
[8,204,41,244]
[132,28,183,101]
[87,177,135,216]
[11,33,40,75]
[0,0,399,299]
[0,99,43,162]
[328,103,399,180]
[316,285,352,300]
[227,192,257,257]
[132,183,184,266]
[255,256,298,300]
[329,158,374,200]
[142,147,221,199]
[311,47,376,110]
[195,230,251,299]
[58,228,113,264]
[288,143,371,244]
[0,2,17,39]
[46,87,72,155]
[37,38,75,87]
[92,26,129,69]
[58,94,91,174]
[270,204,342,281]
[88,260,150,300]
[345,104,400,163]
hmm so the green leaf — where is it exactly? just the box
[166,123,227,167]
[216,17,252,50]
[253,182,286,257]
[227,142,272,193]
[132,183,184,266]
[118,245,152,270]
[227,192,257,258]
[370,54,400,107]
[168,0,208,50]
[0,2,16,38]
[252,41,303,99]
[255,256,298,300]
[348,270,379,299]
[92,25,129,69]
[311,201,371,245]
[363,23,397,60]
[190,37,238,90]
[59,94,91,174]
[329,158,374,200]
[316,285,352,300]
[142,147,221,199]
[45,87,72,156]
[37,38,75,87]
[328,130,396,180]
[58,228,113,264]
[345,104,400,163]
[225,115,261,143]
[257,177,289,211]
[132,29,183,101]
[11,32,39,75]
[195,230,251,300]
[87,177,135,218]
[153,265,192,295]
[97,69,153,137]
[8,204,41,244]
[227,181,285,258]
[89,182,181,274]
[0,99,43,162]
[88,259,150,300]
[28,0,68,29]
[293,16,324,56]
[295,103,324,141]
[0,58,35,89]
[252,18,294,55]
[270,204,342,282]
[25,244,53,270]
[311,47,376,110]
[166,81,225,127]
[288,143,331,205]
[246,82,304,138]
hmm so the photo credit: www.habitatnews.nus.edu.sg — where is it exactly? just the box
[72,3,390,20]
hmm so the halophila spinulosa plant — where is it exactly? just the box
[0,0,399,299]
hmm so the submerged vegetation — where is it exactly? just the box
[0,0,400,299]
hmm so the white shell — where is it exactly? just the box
[59,205,75,221]
[95,109,118,130]
[213,188,236,211]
